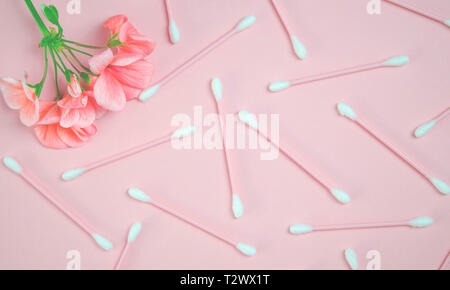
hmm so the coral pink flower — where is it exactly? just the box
[89,48,153,111]
[34,101,97,149]
[57,75,96,128]
[104,15,155,57]
[0,74,39,126]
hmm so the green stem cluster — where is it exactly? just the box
[24,0,111,100]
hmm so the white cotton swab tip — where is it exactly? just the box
[238,110,258,129]
[169,20,180,44]
[232,193,244,219]
[3,157,23,174]
[92,233,113,251]
[290,35,307,60]
[382,55,409,67]
[62,168,85,181]
[172,125,196,139]
[139,84,161,102]
[345,248,358,270]
[337,103,357,120]
[445,19,450,27]
[414,120,437,138]
[429,178,450,195]
[235,15,256,31]
[127,222,142,243]
[268,80,291,92]
[289,224,313,235]
[330,188,351,204]
[128,188,152,203]
[236,243,256,256]
[408,216,433,228]
[211,78,223,101]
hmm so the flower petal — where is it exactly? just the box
[109,58,153,89]
[20,99,39,127]
[37,101,61,125]
[94,70,126,111]
[21,72,37,102]
[58,94,88,109]
[0,78,27,109]
[68,74,82,97]
[122,84,141,101]
[60,108,80,128]
[81,124,98,136]
[104,15,128,35]
[123,35,155,56]
[76,102,96,128]
[111,53,144,67]
[35,124,68,149]
[89,49,114,75]
[57,125,97,148]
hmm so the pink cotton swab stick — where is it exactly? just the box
[61,126,195,181]
[383,0,450,28]
[139,15,256,101]
[164,0,180,44]
[2,157,113,251]
[211,78,244,218]
[289,216,433,235]
[238,110,351,204]
[269,55,409,92]
[414,107,450,138]
[127,188,256,256]
[115,222,142,270]
[270,0,307,60]
[439,251,450,270]
[337,103,450,195]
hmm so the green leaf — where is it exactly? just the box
[107,40,123,47]
[64,70,75,83]
[109,32,119,41]
[80,72,91,84]
[40,4,59,26]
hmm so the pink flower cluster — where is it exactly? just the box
[0,15,154,149]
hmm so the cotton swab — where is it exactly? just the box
[2,157,113,251]
[414,107,449,138]
[211,78,244,218]
[344,248,358,270]
[115,222,142,270]
[139,15,256,101]
[337,103,449,195]
[269,55,409,92]
[289,216,433,235]
[238,110,351,204]
[383,0,450,28]
[439,251,450,270]
[127,188,256,256]
[61,126,195,181]
[164,0,180,44]
[270,0,307,60]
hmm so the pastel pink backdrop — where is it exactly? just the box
[0,0,449,270]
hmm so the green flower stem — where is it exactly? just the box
[62,39,105,50]
[49,48,62,100]
[24,0,49,36]
[53,48,69,71]
[66,48,91,73]
[63,44,93,57]
[61,49,81,74]
[36,46,49,97]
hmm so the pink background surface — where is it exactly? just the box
[0,0,449,270]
